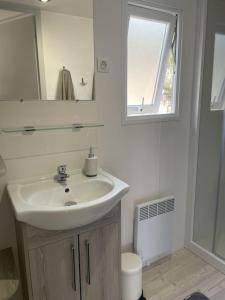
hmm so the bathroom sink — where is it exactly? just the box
[7,169,129,230]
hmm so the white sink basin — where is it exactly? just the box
[7,169,129,230]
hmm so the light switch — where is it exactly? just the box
[97,58,110,73]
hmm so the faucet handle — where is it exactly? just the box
[58,165,67,174]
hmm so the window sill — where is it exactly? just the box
[122,113,179,125]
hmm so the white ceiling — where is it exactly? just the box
[0,9,23,21]
[0,0,93,18]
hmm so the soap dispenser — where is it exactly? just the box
[84,147,98,177]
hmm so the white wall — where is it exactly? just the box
[40,11,94,100]
[0,0,197,289]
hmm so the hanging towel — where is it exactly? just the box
[57,67,75,100]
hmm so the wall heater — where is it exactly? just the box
[134,196,175,267]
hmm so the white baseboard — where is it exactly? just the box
[186,241,225,274]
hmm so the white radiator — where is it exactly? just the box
[134,196,175,267]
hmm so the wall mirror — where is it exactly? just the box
[0,0,94,101]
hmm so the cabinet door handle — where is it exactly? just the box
[85,240,91,285]
[71,245,77,291]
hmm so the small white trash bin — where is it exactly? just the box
[121,252,142,300]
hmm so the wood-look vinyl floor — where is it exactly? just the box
[143,248,225,300]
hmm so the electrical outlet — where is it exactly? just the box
[97,58,110,73]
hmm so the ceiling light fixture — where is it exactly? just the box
[38,0,51,3]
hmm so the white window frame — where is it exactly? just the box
[122,1,182,124]
[211,24,225,111]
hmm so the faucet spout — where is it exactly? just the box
[55,165,70,184]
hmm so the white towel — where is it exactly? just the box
[57,67,75,100]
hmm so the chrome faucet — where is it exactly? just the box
[55,165,70,183]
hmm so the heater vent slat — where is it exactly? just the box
[140,206,149,221]
[167,199,175,212]
[139,198,175,222]
[158,201,167,215]
[149,204,157,218]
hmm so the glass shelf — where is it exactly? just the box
[1,123,104,134]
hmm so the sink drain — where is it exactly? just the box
[64,201,77,206]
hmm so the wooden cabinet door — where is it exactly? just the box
[79,222,121,300]
[29,236,80,300]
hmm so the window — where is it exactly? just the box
[125,4,179,122]
[211,30,225,111]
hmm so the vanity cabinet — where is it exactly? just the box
[29,236,80,300]
[79,222,120,300]
[16,204,121,300]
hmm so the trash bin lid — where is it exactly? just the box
[122,252,142,275]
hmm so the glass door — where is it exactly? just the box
[193,1,225,255]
